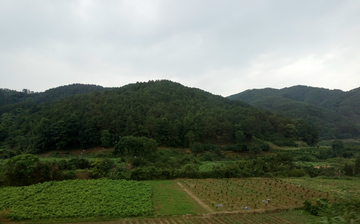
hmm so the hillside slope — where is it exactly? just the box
[228,85,360,139]
[0,80,318,153]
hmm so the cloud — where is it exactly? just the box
[0,0,359,95]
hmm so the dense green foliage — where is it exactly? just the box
[2,140,359,187]
[114,136,158,159]
[0,80,318,153]
[0,84,106,107]
[228,85,360,139]
[0,179,152,220]
[304,197,360,223]
[2,154,45,186]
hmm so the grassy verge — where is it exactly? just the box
[146,180,206,216]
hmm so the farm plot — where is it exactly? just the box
[0,179,153,221]
[66,210,318,224]
[179,178,331,212]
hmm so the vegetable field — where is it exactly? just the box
[58,210,318,224]
[0,179,152,220]
[179,178,331,211]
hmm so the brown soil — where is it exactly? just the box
[75,170,92,179]
[0,210,11,223]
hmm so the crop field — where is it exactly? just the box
[0,179,152,220]
[179,178,331,211]
[53,210,317,224]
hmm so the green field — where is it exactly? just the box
[147,180,206,216]
[0,179,152,221]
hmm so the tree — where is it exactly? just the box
[113,136,157,169]
[100,130,112,148]
[190,142,204,154]
[185,130,196,147]
[249,144,262,155]
[2,154,50,186]
[235,130,245,144]
[284,124,297,139]
[332,140,344,156]
[354,156,360,175]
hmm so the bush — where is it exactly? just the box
[3,154,51,186]
[342,163,354,176]
[260,143,271,152]
[249,145,262,154]
[303,198,330,216]
[191,142,205,153]
[67,158,91,170]
[0,149,16,159]
[91,158,115,178]
[298,154,318,162]
[289,168,306,177]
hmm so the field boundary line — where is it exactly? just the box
[177,182,214,213]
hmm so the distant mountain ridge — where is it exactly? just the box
[0,84,107,107]
[0,80,319,153]
[227,85,360,139]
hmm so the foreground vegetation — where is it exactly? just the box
[0,179,152,220]
[0,178,324,223]
[0,176,359,223]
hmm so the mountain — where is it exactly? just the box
[0,83,107,107]
[0,80,318,153]
[227,85,360,139]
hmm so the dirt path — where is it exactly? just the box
[176,182,214,213]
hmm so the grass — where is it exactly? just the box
[146,180,206,216]
[281,176,360,199]
[275,209,321,223]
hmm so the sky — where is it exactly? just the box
[1,1,360,97]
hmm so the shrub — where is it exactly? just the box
[289,168,306,177]
[0,149,16,159]
[91,158,115,178]
[2,154,44,186]
[260,143,271,152]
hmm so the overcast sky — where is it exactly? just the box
[1,0,359,96]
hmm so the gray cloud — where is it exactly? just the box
[1,0,359,96]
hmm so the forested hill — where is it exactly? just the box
[0,83,106,107]
[0,80,318,153]
[227,85,360,139]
